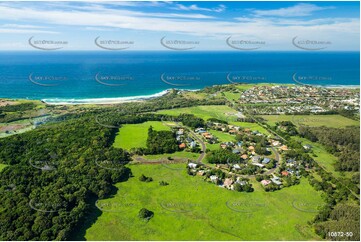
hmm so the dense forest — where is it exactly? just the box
[0,116,131,240]
[299,126,360,172]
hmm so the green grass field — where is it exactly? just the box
[259,114,359,128]
[113,121,170,150]
[85,164,323,240]
[291,136,350,179]
[157,105,238,121]
[157,105,270,136]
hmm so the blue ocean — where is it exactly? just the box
[0,51,359,104]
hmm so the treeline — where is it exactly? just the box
[0,102,37,112]
[206,149,241,164]
[307,161,360,241]
[299,126,360,172]
[0,116,131,240]
[146,126,179,154]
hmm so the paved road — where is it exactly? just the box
[187,129,206,163]
[161,120,206,164]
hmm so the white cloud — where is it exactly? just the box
[0,2,358,50]
[252,3,335,17]
[172,3,226,13]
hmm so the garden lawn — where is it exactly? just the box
[113,121,170,150]
[85,164,323,241]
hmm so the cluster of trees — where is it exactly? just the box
[206,149,241,164]
[146,126,179,154]
[299,126,360,171]
[177,114,205,129]
[308,162,360,240]
[275,121,298,136]
[0,116,131,240]
[139,174,153,182]
[0,102,36,112]
[314,203,360,241]
[233,180,254,192]
[138,208,154,221]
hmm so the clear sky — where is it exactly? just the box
[0,1,359,51]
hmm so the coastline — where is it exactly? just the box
[41,89,171,105]
[1,83,359,105]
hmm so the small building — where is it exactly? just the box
[262,158,271,164]
[280,145,288,151]
[179,143,186,149]
[190,141,197,148]
[271,178,282,185]
[248,146,255,151]
[303,144,312,150]
[252,155,261,163]
[281,171,290,176]
[223,178,233,188]
[241,154,248,160]
[188,162,198,169]
[176,129,184,135]
[197,170,205,176]
[232,149,240,154]
[210,175,218,183]
[272,140,281,146]
[261,180,271,186]
[233,164,241,170]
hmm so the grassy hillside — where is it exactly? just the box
[85,164,323,241]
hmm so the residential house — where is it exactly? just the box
[261,180,271,186]
[241,154,248,160]
[188,162,198,169]
[223,178,233,189]
[262,158,271,164]
[210,175,218,183]
[281,171,290,176]
[252,155,261,163]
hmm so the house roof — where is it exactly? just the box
[262,158,271,164]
